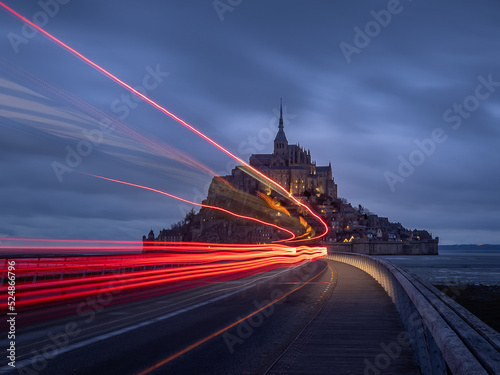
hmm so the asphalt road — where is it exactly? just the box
[0,259,336,375]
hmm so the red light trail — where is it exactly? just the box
[0,4,332,318]
[0,58,221,179]
[0,2,329,240]
[80,172,296,241]
[137,263,331,374]
[0,244,327,311]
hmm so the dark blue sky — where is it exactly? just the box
[0,0,499,244]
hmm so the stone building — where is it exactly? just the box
[143,100,438,253]
[243,99,337,199]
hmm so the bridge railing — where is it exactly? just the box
[327,252,500,375]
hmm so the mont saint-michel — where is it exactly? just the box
[145,101,438,255]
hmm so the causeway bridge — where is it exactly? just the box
[1,252,499,374]
[265,253,500,375]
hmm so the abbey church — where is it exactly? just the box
[144,100,438,254]
[224,99,337,201]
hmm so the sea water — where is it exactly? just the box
[379,249,500,286]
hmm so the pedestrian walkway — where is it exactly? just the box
[266,260,420,374]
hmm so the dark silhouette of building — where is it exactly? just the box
[143,100,438,253]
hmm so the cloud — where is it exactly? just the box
[0,0,499,243]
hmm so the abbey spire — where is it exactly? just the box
[279,97,284,129]
[274,98,288,155]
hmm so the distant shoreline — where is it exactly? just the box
[439,244,500,251]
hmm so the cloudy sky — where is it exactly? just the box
[0,0,499,245]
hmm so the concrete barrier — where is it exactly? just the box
[327,252,500,375]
